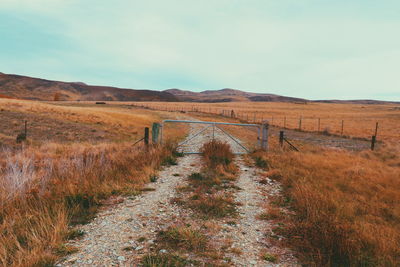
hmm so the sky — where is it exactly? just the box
[0,0,399,100]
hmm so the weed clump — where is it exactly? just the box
[157,226,208,252]
[188,172,204,181]
[262,253,278,263]
[162,156,178,166]
[150,175,158,183]
[141,253,195,267]
[189,193,237,218]
[255,156,269,169]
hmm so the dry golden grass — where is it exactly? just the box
[0,142,176,266]
[0,99,190,266]
[0,99,185,145]
[253,143,400,266]
[134,101,400,142]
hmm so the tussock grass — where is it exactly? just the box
[201,140,234,168]
[0,142,173,266]
[189,193,237,218]
[141,253,195,267]
[158,226,208,252]
[254,143,400,266]
[178,141,239,219]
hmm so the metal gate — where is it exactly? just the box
[159,120,268,154]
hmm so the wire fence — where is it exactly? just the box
[130,103,385,142]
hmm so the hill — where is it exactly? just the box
[0,73,178,101]
[164,88,307,103]
[1,73,398,104]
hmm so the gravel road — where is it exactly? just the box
[58,121,298,266]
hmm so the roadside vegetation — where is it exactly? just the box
[0,142,175,266]
[182,140,238,219]
[0,99,189,266]
[253,143,400,266]
[143,140,240,265]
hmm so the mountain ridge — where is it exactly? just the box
[0,73,398,104]
[0,73,178,102]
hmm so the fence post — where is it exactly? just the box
[371,135,376,150]
[24,120,27,137]
[279,131,284,147]
[261,123,269,151]
[284,116,286,128]
[152,123,160,144]
[375,122,379,137]
[299,116,302,131]
[144,127,149,147]
[341,120,344,136]
[318,118,320,132]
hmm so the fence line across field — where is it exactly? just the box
[132,103,382,140]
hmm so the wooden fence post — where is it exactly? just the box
[299,116,302,131]
[375,122,379,137]
[371,135,376,150]
[279,131,284,147]
[261,123,269,151]
[152,123,160,144]
[341,120,344,136]
[318,118,320,132]
[284,116,286,128]
[144,127,149,147]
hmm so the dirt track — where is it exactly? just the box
[58,122,299,266]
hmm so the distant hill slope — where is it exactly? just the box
[0,73,178,101]
[164,88,308,103]
[1,72,397,104]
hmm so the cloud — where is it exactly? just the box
[0,0,399,100]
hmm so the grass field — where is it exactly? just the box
[133,101,400,142]
[0,99,399,266]
[253,143,400,266]
[0,99,187,266]
[0,99,185,146]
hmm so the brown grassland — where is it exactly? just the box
[0,99,399,266]
[0,99,187,266]
[252,142,400,266]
